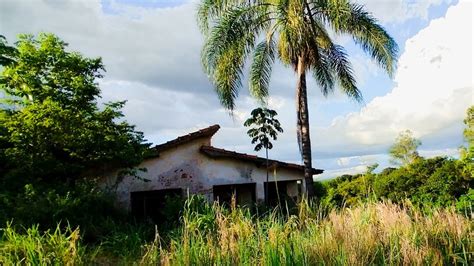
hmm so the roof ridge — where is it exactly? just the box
[151,124,220,154]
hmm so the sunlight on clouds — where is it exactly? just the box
[316,165,369,180]
[355,0,453,24]
[319,1,473,149]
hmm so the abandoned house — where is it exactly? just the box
[102,124,323,219]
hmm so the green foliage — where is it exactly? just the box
[323,156,473,210]
[0,179,127,237]
[198,0,398,197]
[198,0,397,109]
[2,198,472,265]
[460,105,474,160]
[0,33,148,183]
[0,35,16,67]
[0,34,152,257]
[0,223,83,265]
[322,165,378,207]
[389,130,422,165]
[244,107,283,151]
[95,219,153,262]
[456,189,474,214]
[198,0,398,109]
[156,200,471,265]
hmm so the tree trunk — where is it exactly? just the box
[296,55,315,198]
[265,147,269,205]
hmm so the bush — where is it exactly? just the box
[0,179,133,243]
[323,157,473,210]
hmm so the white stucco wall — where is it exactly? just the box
[102,136,305,210]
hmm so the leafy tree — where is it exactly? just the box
[197,0,398,197]
[0,35,16,66]
[324,164,377,207]
[460,106,473,159]
[244,107,283,203]
[244,107,283,152]
[0,33,148,185]
[389,130,421,166]
[324,156,472,210]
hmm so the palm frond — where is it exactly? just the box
[311,52,335,97]
[249,37,275,103]
[315,0,398,76]
[327,44,361,101]
[197,0,248,35]
[346,3,398,76]
[201,4,271,109]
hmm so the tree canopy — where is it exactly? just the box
[197,0,398,109]
[244,107,283,152]
[0,33,148,184]
[461,106,473,157]
[389,130,421,166]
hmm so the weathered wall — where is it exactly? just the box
[102,136,304,210]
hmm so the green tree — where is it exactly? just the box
[0,35,16,67]
[459,106,473,182]
[389,130,421,166]
[460,106,473,158]
[244,107,283,203]
[0,33,148,184]
[198,0,398,197]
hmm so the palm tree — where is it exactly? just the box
[244,107,283,204]
[197,0,398,197]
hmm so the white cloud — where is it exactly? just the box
[418,148,460,158]
[0,0,209,93]
[356,0,453,24]
[316,1,473,153]
[316,165,368,180]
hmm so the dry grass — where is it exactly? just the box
[149,201,472,265]
[1,200,472,265]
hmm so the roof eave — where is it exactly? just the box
[200,146,323,175]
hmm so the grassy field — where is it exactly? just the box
[1,200,472,265]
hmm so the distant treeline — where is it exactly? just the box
[316,106,473,212]
[316,156,472,212]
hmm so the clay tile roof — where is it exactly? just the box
[149,125,220,156]
[200,145,323,175]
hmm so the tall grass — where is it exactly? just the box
[1,199,472,265]
[0,223,82,265]
[145,200,473,265]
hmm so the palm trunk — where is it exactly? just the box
[265,147,269,205]
[296,55,315,198]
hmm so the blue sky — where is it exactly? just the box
[1,0,472,179]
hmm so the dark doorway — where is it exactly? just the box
[130,188,182,223]
[213,183,256,207]
[265,180,299,207]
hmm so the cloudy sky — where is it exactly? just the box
[1,0,472,179]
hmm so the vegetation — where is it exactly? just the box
[244,107,283,203]
[0,32,471,265]
[197,0,398,197]
[389,130,422,165]
[0,33,151,245]
[318,107,473,212]
[460,106,474,159]
[0,33,148,186]
[1,198,472,265]
[244,107,283,152]
[320,156,473,211]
